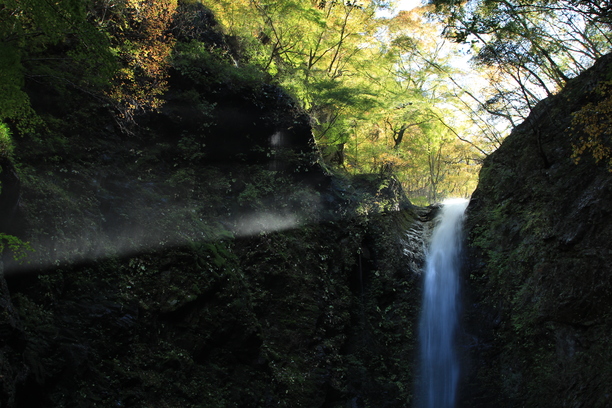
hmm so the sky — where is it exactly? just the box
[377,0,424,18]
[396,0,423,11]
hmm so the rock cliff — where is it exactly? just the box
[0,4,430,407]
[463,53,612,407]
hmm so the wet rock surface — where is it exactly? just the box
[463,53,612,407]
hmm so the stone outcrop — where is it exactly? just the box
[462,53,612,407]
[0,4,429,407]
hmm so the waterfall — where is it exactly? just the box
[418,198,468,408]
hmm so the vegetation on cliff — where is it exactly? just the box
[0,1,433,407]
[464,52,612,407]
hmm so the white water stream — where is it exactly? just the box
[418,198,468,408]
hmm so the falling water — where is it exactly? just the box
[418,198,468,408]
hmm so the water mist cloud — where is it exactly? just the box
[232,211,300,237]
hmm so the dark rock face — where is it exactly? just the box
[462,53,612,407]
[0,262,28,408]
[0,4,428,407]
[0,157,22,235]
[1,175,425,408]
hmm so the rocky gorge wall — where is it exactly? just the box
[0,4,434,407]
[462,53,612,407]
[0,103,430,407]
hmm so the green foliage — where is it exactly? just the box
[0,0,485,203]
[0,233,33,262]
[0,0,116,131]
[197,0,483,203]
[238,175,277,207]
[177,133,208,162]
[0,43,36,129]
[172,40,266,88]
[0,122,14,157]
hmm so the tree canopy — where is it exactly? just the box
[201,0,485,203]
[2,0,610,203]
[429,0,612,122]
